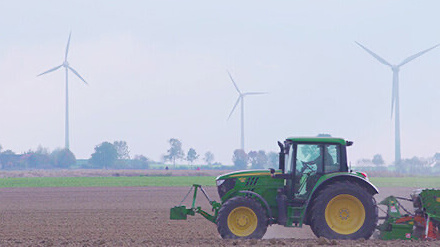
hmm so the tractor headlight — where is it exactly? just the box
[216,179,225,186]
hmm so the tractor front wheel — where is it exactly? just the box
[217,196,267,239]
[310,181,378,239]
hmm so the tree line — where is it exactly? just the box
[2,138,439,174]
[0,141,149,170]
[232,149,279,170]
[0,138,220,170]
[356,153,440,175]
[162,138,216,168]
[0,145,76,170]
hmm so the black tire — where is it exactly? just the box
[309,181,378,240]
[217,196,268,239]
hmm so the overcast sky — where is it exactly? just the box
[0,1,439,165]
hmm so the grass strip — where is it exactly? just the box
[0,176,439,188]
[369,177,440,188]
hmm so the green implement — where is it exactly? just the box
[377,189,440,240]
[170,184,221,223]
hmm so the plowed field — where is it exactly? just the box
[0,186,438,246]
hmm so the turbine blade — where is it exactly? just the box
[68,66,88,84]
[243,92,268,96]
[227,97,241,120]
[37,64,63,76]
[227,71,241,94]
[398,44,440,67]
[355,41,392,67]
[65,32,71,61]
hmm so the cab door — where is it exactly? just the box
[293,144,323,199]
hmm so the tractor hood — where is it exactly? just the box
[216,169,278,181]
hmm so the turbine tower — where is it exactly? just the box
[227,71,267,151]
[355,41,439,166]
[38,32,88,150]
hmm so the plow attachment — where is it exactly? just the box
[170,184,221,223]
[170,206,195,220]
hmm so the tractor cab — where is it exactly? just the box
[279,137,351,200]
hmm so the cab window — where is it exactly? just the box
[324,145,340,173]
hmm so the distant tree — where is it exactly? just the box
[248,151,258,168]
[2,150,15,155]
[26,152,49,169]
[36,145,49,156]
[163,138,184,167]
[204,151,214,166]
[212,162,223,167]
[372,154,385,166]
[433,153,440,167]
[233,149,248,170]
[133,155,150,169]
[51,148,76,169]
[89,142,118,169]
[356,158,372,166]
[24,146,51,169]
[399,156,430,174]
[113,141,130,159]
[0,149,18,170]
[186,148,199,166]
[249,150,267,169]
[267,152,279,168]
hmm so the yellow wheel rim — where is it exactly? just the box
[227,206,258,237]
[324,194,365,235]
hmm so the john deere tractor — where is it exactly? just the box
[171,137,379,239]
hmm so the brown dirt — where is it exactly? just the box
[0,186,438,246]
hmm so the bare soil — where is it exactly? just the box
[0,186,438,246]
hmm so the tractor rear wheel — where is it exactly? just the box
[217,196,267,239]
[310,181,377,239]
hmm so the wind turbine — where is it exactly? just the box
[355,41,439,166]
[227,71,267,151]
[38,32,88,150]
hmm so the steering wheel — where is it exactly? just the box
[301,161,315,172]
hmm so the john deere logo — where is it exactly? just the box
[239,178,246,183]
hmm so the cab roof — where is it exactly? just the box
[286,137,350,146]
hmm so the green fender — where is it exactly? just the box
[303,173,379,225]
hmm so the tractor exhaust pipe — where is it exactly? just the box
[278,141,285,172]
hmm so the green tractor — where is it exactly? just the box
[171,137,379,239]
